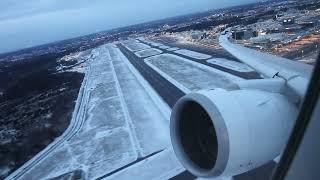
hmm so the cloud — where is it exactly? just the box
[0,0,259,53]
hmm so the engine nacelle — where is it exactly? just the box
[170,88,298,178]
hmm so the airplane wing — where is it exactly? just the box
[218,33,313,78]
[219,33,313,99]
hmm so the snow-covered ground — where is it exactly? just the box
[159,45,170,49]
[10,37,272,179]
[10,44,178,180]
[56,50,91,73]
[174,49,212,60]
[122,42,151,52]
[145,53,242,92]
[104,148,184,180]
[207,58,254,72]
[138,39,165,48]
[122,39,139,44]
[167,47,179,51]
[151,43,163,47]
[134,48,163,58]
[140,40,154,45]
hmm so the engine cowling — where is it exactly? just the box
[170,88,298,178]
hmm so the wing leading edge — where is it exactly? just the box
[219,33,313,100]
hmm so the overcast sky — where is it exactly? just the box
[0,0,259,54]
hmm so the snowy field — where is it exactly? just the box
[167,47,179,51]
[142,40,154,45]
[104,148,184,179]
[145,53,242,91]
[14,44,178,180]
[121,39,139,44]
[134,48,162,58]
[151,43,163,47]
[174,49,212,59]
[207,58,254,72]
[137,39,164,47]
[159,45,170,49]
[122,42,151,52]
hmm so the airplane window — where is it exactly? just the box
[272,54,320,180]
[0,0,318,179]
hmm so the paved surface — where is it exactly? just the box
[150,37,262,79]
[117,43,185,107]
[118,42,197,180]
[144,53,241,92]
[120,39,276,180]
[9,38,275,180]
[7,44,174,180]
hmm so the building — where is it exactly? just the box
[232,30,255,40]
[282,18,295,25]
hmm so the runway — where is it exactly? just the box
[117,43,185,108]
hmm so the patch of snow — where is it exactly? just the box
[122,42,151,52]
[167,47,179,51]
[57,49,92,73]
[104,149,185,180]
[44,123,51,128]
[144,60,191,94]
[22,147,77,180]
[59,87,67,92]
[112,59,170,156]
[43,112,53,119]
[145,54,241,91]
[94,127,123,139]
[110,59,144,157]
[207,58,254,72]
[175,54,243,81]
[250,33,285,43]
[134,48,162,58]
[151,43,163,47]
[116,46,171,120]
[159,45,170,49]
[59,51,83,62]
[174,49,211,60]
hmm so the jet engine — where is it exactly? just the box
[170,88,298,178]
